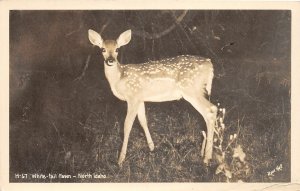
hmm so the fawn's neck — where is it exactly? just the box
[104,61,122,92]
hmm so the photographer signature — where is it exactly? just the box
[267,164,283,177]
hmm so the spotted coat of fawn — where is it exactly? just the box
[88,29,217,166]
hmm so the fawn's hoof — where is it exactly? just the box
[203,156,212,165]
[148,142,155,151]
[203,158,209,165]
[118,153,126,167]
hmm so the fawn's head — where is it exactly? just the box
[88,29,132,66]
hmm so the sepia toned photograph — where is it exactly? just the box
[1,1,299,190]
[8,9,292,183]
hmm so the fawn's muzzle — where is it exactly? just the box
[105,57,115,66]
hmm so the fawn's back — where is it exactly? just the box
[115,55,213,102]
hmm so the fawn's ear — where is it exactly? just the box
[88,29,103,47]
[116,30,131,47]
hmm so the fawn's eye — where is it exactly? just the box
[115,48,119,53]
[101,48,106,53]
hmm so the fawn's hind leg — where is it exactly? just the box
[183,92,217,163]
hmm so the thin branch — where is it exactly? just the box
[132,10,188,40]
[73,54,91,81]
[99,19,111,34]
[52,121,66,153]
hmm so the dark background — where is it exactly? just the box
[10,10,290,182]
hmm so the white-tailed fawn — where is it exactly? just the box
[88,29,217,166]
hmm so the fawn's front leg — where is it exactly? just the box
[118,100,140,166]
[137,103,154,151]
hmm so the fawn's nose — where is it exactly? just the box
[105,57,116,66]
